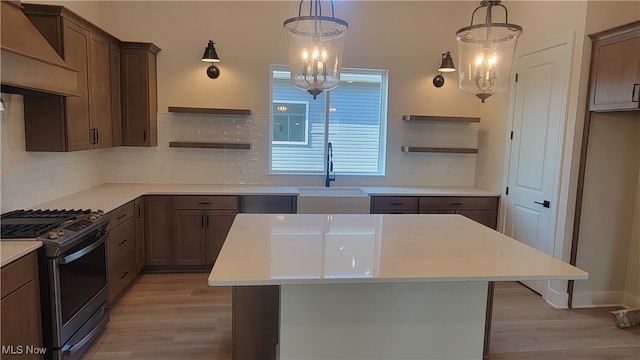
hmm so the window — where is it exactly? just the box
[272,101,309,145]
[269,65,388,175]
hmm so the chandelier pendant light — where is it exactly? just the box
[283,0,348,99]
[456,1,522,103]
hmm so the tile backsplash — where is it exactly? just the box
[1,92,478,211]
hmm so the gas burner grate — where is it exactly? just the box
[1,209,91,239]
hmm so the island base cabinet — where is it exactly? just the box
[232,286,280,360]
[0,251,43,359]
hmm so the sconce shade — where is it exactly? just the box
[438,52,456,72]
[456,1,522,102]
[283,1,348,100]
[202,40,220,62]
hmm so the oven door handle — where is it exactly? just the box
[62,305,110,357]
[58,233,107,265]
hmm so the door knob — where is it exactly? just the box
[534,200,551,208]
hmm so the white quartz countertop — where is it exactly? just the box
[29,183,499,213]
[208,214,588,286]
[0,241,42,268]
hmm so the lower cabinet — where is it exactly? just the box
[0,251,43,359]
[419,196,499,229]
[371,196,499,229]
[106,201,137,302]
[134,198,145,273]
[144,195,174,266]
[173,196,238,267]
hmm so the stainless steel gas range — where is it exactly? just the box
[1,209,110,360]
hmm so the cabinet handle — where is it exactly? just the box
[389,202,404,206]
[135,204,141,218]
[119,271,129,279]
[116,214,128,220]
[201,214,205,228]
[143,129,147,142]
[96,129,99,143]
[198,202,213,205]
[633,84,639,102]
[117,239,128,246]
[450,202,464,206]
[206,215,210,228]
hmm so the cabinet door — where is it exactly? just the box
[88,32,113,148]
[173,210,207,266]
[0,252,43,360]
[111,43,122,147]
[456,209,496,229]
[121,43,160,147]
[145,195,173,266]
[205,210,237,265]
[134,198,145,273]
[590,30,640,111]
[63,19,91,151]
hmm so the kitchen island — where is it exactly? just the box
[208,214,588,360]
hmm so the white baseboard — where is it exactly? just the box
[544,285,569,309]
[623,291,640,309]
[571,290,625,308]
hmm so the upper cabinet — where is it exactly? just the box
[588,21,640,112]
[121,42,161,147]
[22,4,118,151]
[20,4,160,151]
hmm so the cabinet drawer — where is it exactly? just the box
[107,201,135,231]
[107,218,135,268]
[108,250,136,303]
[173,195,238,210]
[419,196,498,210]
[371,196,419,212]
[1,251,38,299]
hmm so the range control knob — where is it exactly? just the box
[57,229,64,237]
[48,231,58,240]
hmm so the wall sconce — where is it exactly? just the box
[456,1,522,102]
[433,52,456,88]
[283,0,349,100]
[201,40,221,79]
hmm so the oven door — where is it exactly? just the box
[48,229,109,348]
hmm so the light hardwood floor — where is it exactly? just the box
[84,273,639,360]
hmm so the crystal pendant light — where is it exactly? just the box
[283,0,348,99]
[456,1,522,103]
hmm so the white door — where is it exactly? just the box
[504,37,571,295]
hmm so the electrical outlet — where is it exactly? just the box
[160,163,167,173]
[446,166,454,177]
[408,166,416,176]
[49,171,56,186]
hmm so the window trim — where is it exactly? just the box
[268,64,388,176]
[272,100,310,146]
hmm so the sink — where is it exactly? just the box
[297,187,370,214]
[297,186,367,197]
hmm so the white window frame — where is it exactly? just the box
[272,100,310,145]
[269,64,388,176]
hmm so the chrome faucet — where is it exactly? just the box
[325,142,335,187]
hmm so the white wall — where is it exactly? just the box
[626,167,640,309]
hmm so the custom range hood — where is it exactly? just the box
[1,1,78,96]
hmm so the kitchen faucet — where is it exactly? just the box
[325,142,335,187]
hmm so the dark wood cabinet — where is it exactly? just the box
[0,251,43,359]
[370,196,419,214]
[121,42,161,147]
[172,196,238,267]
[371,195,499,229]
[233,286,280,360]
[418,196,499,229]
[134,198,145,273]
[588,21,640,112]
[22,5,117,151]
[106,201,136,303]
[111,42,122,147]
[145,195,174,267]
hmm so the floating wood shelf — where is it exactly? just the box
[402,115,480,123]
[401,146,478,154]
[169,141,251,149]
[168,107,251,116]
